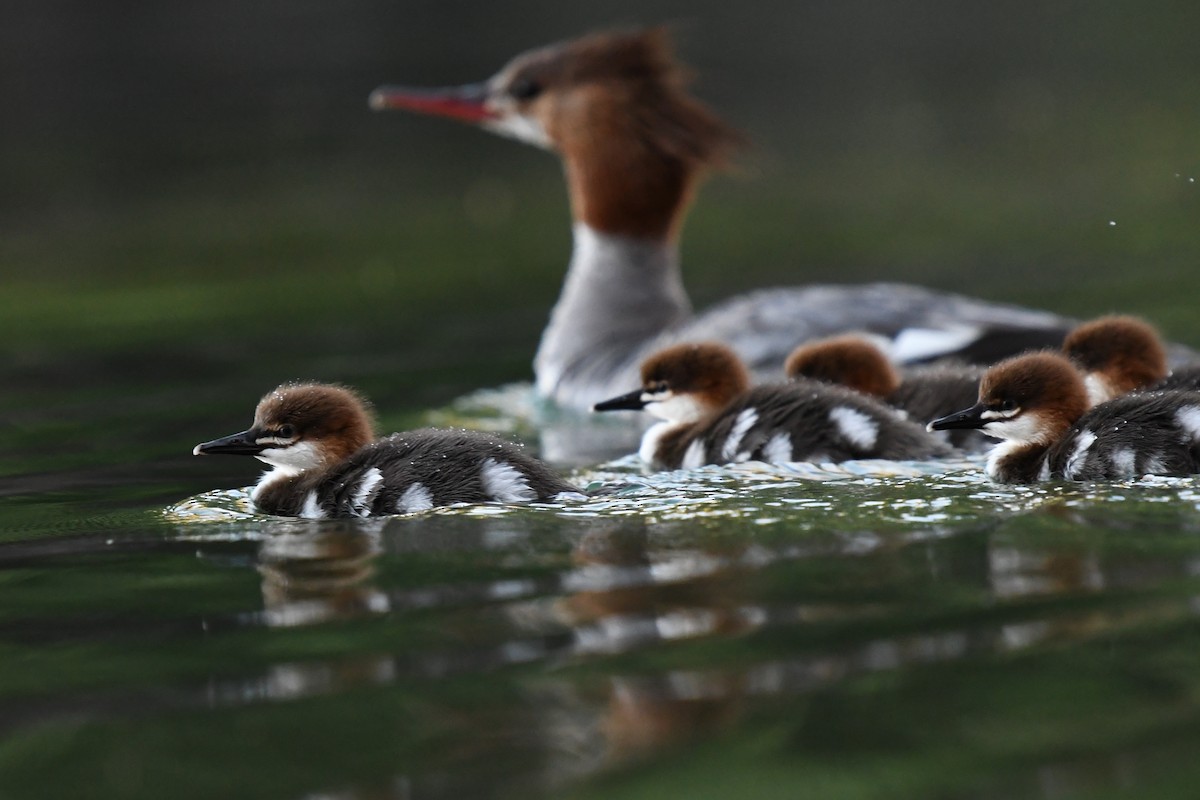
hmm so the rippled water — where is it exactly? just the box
[6,378,1200,799]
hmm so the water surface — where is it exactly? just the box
[6,382,1200,799]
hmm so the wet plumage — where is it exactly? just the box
[594,342,953,470]
[929,351,1200,483]
[194,383,578,518]
[785,334,984,451]
[1063,314,1200,402]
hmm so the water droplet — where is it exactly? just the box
[1108,220,1117,227]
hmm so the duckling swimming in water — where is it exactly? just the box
[1062,314,1200,404]
[784,333,984,450]
[194,383,579,517]
[928,351,1200,483]
[592,342,953,470]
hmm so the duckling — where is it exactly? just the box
[784,333,984,449]
[194,383,579,517]
[1063,314,1200,404]
[592,342,953,470]
[928,351,1200,483]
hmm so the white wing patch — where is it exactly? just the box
[1175,406,1200,442]
[722,408,759,462]
[890,325,981,364]
[348,467,384,517]
[300,490,326,519]
[398,482,434,514]
[829,407,879,450]
[1108,447,1137,478]
[681,438,707,469]
[481,458,536,502]
[1062,430,1096,479]
[1142,453,1168,475]
[761,432,793,463]
[1037,458,1052,481]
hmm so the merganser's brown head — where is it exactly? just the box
[592,342,749,423]
[1061,314,1168,405]
[194,383,376,473]
[928,352,1089,445]
[784,334,902,398]
[370,28,743,239]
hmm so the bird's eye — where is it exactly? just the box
[278,424,296,439]
[508,78,543,101]
[998,400,1016,412]
[649,381,669,394]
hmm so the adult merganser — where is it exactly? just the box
[1062,314,1200,404]
[928,351,1200,483]
[784,333,984,450]
[591,342,953,469]
[369,28,1077,410]
[193,383,579,517]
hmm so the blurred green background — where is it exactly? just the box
[4,0,1198,427]
[5,5,1200,798]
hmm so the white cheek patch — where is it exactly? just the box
[979,407,1020,421]
[348,467,384,517]
[481,458,536,503]
[256,441,322,473]
[398,482,434,514]
[722,408,759,462]
[482,111,552,149]
[646,393,707,424]
[829,407,879,450]
[980,413,1044,444]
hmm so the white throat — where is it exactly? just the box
[645,393,707,424]
[255,441,322,472]
[534,224,691,408]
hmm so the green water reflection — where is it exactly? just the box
[4,462,1200,798]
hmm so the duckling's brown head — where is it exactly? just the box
[194,383,376,472]
[592,342,749,423]
[784,334,901,398]
[1062,314,1167,404]
[929,352,1088,445]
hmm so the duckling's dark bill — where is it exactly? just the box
[927,404,987,432]
[592,389,648,412]
[193,430,265,457]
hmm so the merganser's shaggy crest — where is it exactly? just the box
[592,342,953,470]
[194,383,579,517]
[1063,314,1200,404]
[370,28,1077,410]
[928,352,1200,483]
[784,333,983,449]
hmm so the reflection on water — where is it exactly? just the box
[257,522,388,628]
[147,469,1200,798]
[3,435,1200,799]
